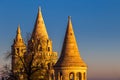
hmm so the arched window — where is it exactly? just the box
[58,72,62,80]
[47,63,51,69]
[40,47,42,51]
[16,48,19,53]
[76,72,82,80]
[48,47,50,51]
[60,72,62,80]
[21,49,24,53]
[51,73,54,80]
[69,72,74,80]
[41,63,44,69]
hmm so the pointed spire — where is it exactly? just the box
[16,24,22,40]
[12,24,26,47]
[55,16,86,67]
[31,7,49,39]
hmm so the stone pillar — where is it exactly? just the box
[74,72,76,80]
[84,72,87,80]
[58,72,60,80]
[48,74,51,80]
[82,72,84,80]
[62,71,69,80]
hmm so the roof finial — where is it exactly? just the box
[38,6,41,12]
[16,24,22,40]
[68,16,71,20]
[13,25,25,46]
[17,24,21,34]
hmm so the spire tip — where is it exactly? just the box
[18,24,20,28]
[38,6,41,12]
[68,16,71,20]
[17,24,21,34]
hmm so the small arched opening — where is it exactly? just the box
[76,72,82,80]
[47,63,51,69]
[51,73,54,80]
[58,72,62,80]
[69,72,74,80]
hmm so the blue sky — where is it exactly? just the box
[0,0,120,80]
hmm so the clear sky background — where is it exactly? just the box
[0,0,120,80]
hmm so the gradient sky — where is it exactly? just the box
[0,0,120,80]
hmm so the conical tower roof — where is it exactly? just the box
[55,16,87,67]
[31,7,48,39]
[13,25,25,47]
[16,25,22,40]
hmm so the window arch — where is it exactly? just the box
[51,73,54,80]
[69,72,74,80]
[47,63,51,69]
[39,47,42,51]
[16,48,19,53]
[60,72,62,80]
[48,47,50,51]
[76,72,82,80]
[58,72,62,80]
[41,63,44,69]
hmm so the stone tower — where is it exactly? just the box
[27,7,58,80]
[54,16,87,80]
[11,25,26,78]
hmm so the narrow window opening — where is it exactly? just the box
[76,72,82,80]
[16,48,19,53]
[40,47,42,51]
[48,47,50,51]
[69,72,74,80]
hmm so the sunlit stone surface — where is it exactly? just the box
[54,16,87,80]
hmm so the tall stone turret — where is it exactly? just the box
[54,16,87,80]
[27,7,58,80]
[11,25,26,78]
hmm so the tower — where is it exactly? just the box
[27,7,58,80]
[11,25,26,78]
[54,16,87,80]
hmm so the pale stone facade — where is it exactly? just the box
[11,25,26,79]
[11,8,58,80]
[54,16,87,80]
[11,7,87,80]
[27,7,58,80]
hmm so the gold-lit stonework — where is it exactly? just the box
[12,7,58,80]
[11,7,87,80]
[27,7,58,80]
[11,25,26,79]
[54,16,87,80]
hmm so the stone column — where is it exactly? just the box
[82,72,84,80]
[84,72,87,80]
[73,72,76,80]
[62,71,69,80]
[58,72,60,80]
